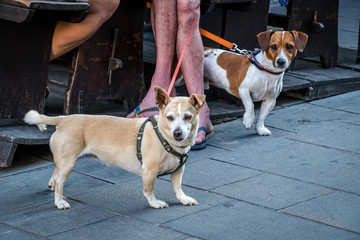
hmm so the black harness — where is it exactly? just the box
[136,117,189,177]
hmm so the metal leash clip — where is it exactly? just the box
[230,43,252,55]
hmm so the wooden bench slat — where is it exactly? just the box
[0,0,89,11]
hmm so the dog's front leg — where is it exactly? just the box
[171,166,198,206]
[239,88,255,129]
[256,98,276,136]
[142,167,169,209]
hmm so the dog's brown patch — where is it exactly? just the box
[217,52,251,97]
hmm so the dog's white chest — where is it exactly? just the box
[241,65,284,101]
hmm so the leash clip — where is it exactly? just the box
[230,43,252,55]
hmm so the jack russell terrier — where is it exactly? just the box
[204,30,308,135]
[24,87,205,209]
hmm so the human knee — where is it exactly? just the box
[177,0,200,24]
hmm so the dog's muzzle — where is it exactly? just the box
[173,128,184,141]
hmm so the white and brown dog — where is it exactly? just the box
[23,87,205,209]
[204,30,308,135]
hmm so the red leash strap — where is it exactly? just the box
[167,17,197,95]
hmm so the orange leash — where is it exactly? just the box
[199,28,234,49]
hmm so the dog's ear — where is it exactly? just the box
[291,30,308,52]
[188,94,206,111]
[257,30,274,51]
[154,87,171,109]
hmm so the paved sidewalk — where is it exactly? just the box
[1,90,360,240]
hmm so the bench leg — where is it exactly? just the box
[0,140,18,167]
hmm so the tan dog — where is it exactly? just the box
[23,87,205,209]
[204,30,308,135]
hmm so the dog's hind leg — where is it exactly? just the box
[52,154,77,210]
[171,166,198,206]
[48,169,57,191]
[142,167,169,208]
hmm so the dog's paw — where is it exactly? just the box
[48,181,55,191]
[179,196,199,206]
[149,200,169,209]
[243,112,254,129]
[243,119,253,129]
[256,127,272,136]
[55,199,71,210]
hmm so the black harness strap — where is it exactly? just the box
[136,117,189,177]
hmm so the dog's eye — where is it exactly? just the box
[286,44,294,51]
[167,116,174,121]
[184,114,192,121]
[270,44,277,51]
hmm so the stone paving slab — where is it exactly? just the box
[282,191,360,234]
[310,90,360,114]
[212,173,334,210]
[176,158,262,190]
[0,153,51,178]
[210,138,360,195]
[163,200,360,240]
[0,201,118,238]
[206,118,291,151]
[265,102,357,134]
[0,223,46,240]
[188,144,231,163]
[73,157,139,184]
[288,120,360,154]
[71,178,230,225]
[0,165,112,215]
[50,215,189,240]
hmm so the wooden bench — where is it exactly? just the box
[0,0,89,119]
[0,0,89,167]
[65,0,145,115]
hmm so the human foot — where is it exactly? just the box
[192,104,213,149]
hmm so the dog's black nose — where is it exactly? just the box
[174,129,182,138]
[277,58,286,67]
[173,129,184,141]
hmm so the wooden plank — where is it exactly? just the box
[0,126,54,145]
[0,0,89,10]
[282,74,312,92]
[0,3,33,22]
[65,0,145,114]
[0,140,17,167]
[287,0,339,68]
[222,0,269,50]
[0,12,51,118]
[0,0,88,22]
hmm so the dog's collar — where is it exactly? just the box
[136,117,189,177]
[250,49,284,75]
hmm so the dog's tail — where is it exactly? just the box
[23,110,62,131]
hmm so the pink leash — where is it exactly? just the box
[167,17,197,95]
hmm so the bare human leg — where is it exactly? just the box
[127,0,177,118]
[50,0,120,61]
[177,0,213,145]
